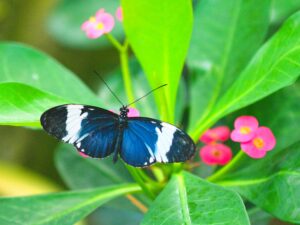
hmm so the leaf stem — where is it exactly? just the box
[207,150,245,182]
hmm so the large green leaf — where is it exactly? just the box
[209,81,300,222]
[89,206,143,225]
[0,184,140,225]
[47,0,123,49]
[187,0,270,130]
[271,0,300,25]
[189,11,300,140]
[238,81,300,151]
[188,0,270,89]
[0,42,99,105]
[142,172,249,225]
[55,145,143,225]
[248,208,272,225]
[121,0,193,122]
[0,82,67,127]
[214,141,300,223]
[55,144,131,189]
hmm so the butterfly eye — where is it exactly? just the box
[126,109,129,113]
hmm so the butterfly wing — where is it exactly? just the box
[120,117,195,167]
[40,104,119,158]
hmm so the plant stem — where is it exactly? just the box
[120,47,135,105]
[105,33,123,52]
[105,35,135,105]
[151,166,165,183]
[126,194,148,213]
[207,150,245,182]
[105,34,158,198]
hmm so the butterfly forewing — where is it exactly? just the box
[41,104,118,158]
[120,118,195,167]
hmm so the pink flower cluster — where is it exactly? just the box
[199,115,276,166]
[81,7,123,39]
[231,116,276,158]
[199,126,232,166]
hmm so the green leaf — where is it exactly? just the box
[0,184,140,225]
[190,11,300,140]
[0,42,99,105]
[248,208,272,225]
[271,0,300,25]
[142,171,250,225]
[55,144,131,189]
[121,0,193,122]
[90,205,143,225]
[188,0,270,90]
[207,80,300,222]
[240,81,300,151]
[47,0,123,49]
[187,0,270,131]
[214,141,300,223]
[55,145,144,225]
[0,82,67,127]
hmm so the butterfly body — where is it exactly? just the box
[41,104,195,167]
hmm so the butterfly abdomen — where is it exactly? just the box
[113,111,128,163]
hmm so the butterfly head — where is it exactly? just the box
[119,106,129,119]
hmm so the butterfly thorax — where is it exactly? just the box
[112,106,129,163]
[119,106,129,124]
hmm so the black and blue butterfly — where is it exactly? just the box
[40,83,195,167]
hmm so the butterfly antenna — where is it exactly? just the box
[127,84,167,107]
[93,71,124,106]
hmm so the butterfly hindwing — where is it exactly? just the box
[120,118,195,167]
[41,104,118,158]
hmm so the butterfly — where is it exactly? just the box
[40,81,195,167]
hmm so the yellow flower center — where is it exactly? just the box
[89,16,96,23]
[212,149,221,158]
[253,137,264,149]
[240,126,251,134]
[96,22,104,30]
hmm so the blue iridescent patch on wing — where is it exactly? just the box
[121,118,195,167]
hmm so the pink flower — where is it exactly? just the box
[200,126,230,144]
[79,152,89,158]
[241,127,276,158]
[128,107,140,117]
[109,107,140,117]
[231,116,259,142]
[200,143,232,166]
[116,7,123,22]
[81,9,115,39]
